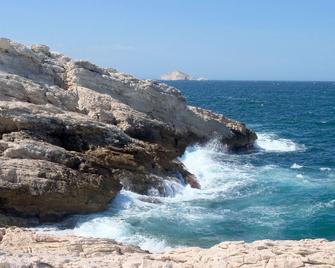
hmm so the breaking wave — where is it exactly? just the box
[291,163,303,169]
[256,133,306,152]
[38,133,334,252]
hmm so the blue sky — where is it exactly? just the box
[2,0,335,81]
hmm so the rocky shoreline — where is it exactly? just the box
[0,228,334,267]
[2,39,333,268]
[0,38,256,225]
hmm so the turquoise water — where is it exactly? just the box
[47,81,335,251]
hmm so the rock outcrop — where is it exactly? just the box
[0,38,256,223]
[160,70,191,80]
[160,70,208,81]
[0,228,334,268]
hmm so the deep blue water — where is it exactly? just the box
[167,80,335,240]
[49,81,335,251]
[169,80,335,175]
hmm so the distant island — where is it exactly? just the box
[160,70,207,81]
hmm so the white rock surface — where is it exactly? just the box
[160,70,192,80]
[0,38,256,222]
[0,228,334,268]
[160,70,207,81]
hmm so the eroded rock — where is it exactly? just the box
[0,228,334,268]
[0,38,257,223]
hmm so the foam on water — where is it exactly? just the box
[39,139,257,251]
[177,140,253,193]
[291,163,303,169]
[38,132,332,251]
[320,167,332,172]
[45,191,174,252]
[256,133,306,152]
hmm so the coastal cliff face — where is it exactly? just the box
[0,38,256,223]
[0,228,334,268]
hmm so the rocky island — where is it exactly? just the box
[160,70,207,81]
[0,39,334,267]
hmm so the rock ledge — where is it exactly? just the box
[0,228,334,268]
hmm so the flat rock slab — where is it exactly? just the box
[0,228,334,267]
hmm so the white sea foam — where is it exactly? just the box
[38,140,257,251]
[304,199,335,216]
[320,167,331,172]
[175,140,254,201]
[71,215,172,252]
[324,199,335,208]
[44,191,174,252]
[291,163,303,169]
[256,133,306,152]
[37,137,308,252]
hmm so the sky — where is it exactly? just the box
[1,0,335,81]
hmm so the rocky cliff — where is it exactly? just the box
[0,38,256,224]
[0,228,334,268]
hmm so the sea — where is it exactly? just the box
[43,81,335,252]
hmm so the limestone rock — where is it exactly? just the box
[0,38,256,223]
[160,70,208,81]
[161,70,192,80]
[31,44,50,55]
[0,228,334,268]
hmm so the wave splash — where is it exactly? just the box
[40,133,313,252]
[62,192,174,252]
[256,133,306,152]
[41,139,256,251]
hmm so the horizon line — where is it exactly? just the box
[156,79,335,83]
